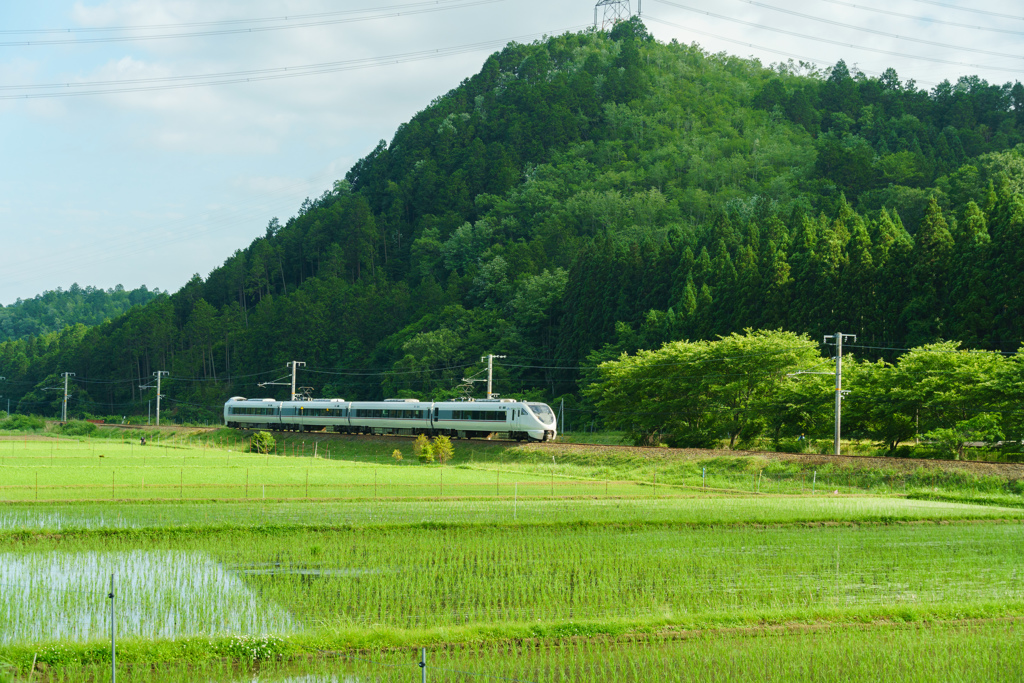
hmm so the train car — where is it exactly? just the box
[224,396,556,441]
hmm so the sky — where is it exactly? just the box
[1,0,1022,306]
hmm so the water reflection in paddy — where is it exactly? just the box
[0,550,294,644]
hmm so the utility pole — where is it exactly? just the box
[288,361,306,401]
[153,372,167,426]
[60,372,75,423]
[482,354,506,399]
[823,332,856,456]
[258,361,305,401]
[141,372,168,426]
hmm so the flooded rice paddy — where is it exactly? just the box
[3,522,1023,646]
[0,550,294,643]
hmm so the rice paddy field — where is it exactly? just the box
[1,431,1023,681]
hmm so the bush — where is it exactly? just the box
[432,435,454,464]
[0,415,45,432]
[391,449,403,462]
[249,431,276,454]
[773,438,812,454]
[891,445,916,458]
[412,433,430,459]
[55,420,97,437]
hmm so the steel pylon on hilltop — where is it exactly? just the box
[595,0,632,31]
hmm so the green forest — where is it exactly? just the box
[0,284,160,343]
[4,18,1024,451]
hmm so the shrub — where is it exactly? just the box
[432,435,454,465]
[412,433,430,458]
[0,415,45,432]
[249,431,276,454]
[391,449,403,462]
[55,420,97,437]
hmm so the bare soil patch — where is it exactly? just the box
[527,442,1024,479]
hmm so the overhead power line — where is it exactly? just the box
[0,0,505,47]
[904,0,1024,22]
[645,15,938,86]
[0,26,585,100]
[731,0,1024,62]
[1,0,478,34]
[815,0,1024,37]
[651,0,1024,75]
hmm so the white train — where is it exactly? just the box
[223,397,557,442]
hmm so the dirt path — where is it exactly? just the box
[0,435,58,442]
[527,442,1024,479]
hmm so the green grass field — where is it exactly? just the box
[2,433,1017,502]
[0,432,1022,681]
[0,439,656,501]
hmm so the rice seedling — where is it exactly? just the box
[0,495,1016,533]
[35,619,1024,682]
[2,522,1022,645]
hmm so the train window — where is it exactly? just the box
[450,410,507,421]
[231,407,276,416]
[527,403,555,424]
[301,408,345,417]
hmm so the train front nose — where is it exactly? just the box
[523,402,557,442]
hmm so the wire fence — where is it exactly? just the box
[0,441,911,502]
[0,469,911,503]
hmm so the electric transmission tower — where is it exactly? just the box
[595,0,632,31]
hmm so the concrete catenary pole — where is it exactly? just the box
[288,361,306,401]
[823,332,856,456]
[60,372,75,422]
[153,371,169,426]
[482,354,506,399]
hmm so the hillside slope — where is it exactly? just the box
[0,284,161,343]
[3,18,1024,420]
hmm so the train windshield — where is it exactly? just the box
[527,403,555,425]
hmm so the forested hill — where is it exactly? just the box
[0,284,161,343]
[4,17,1024,420]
